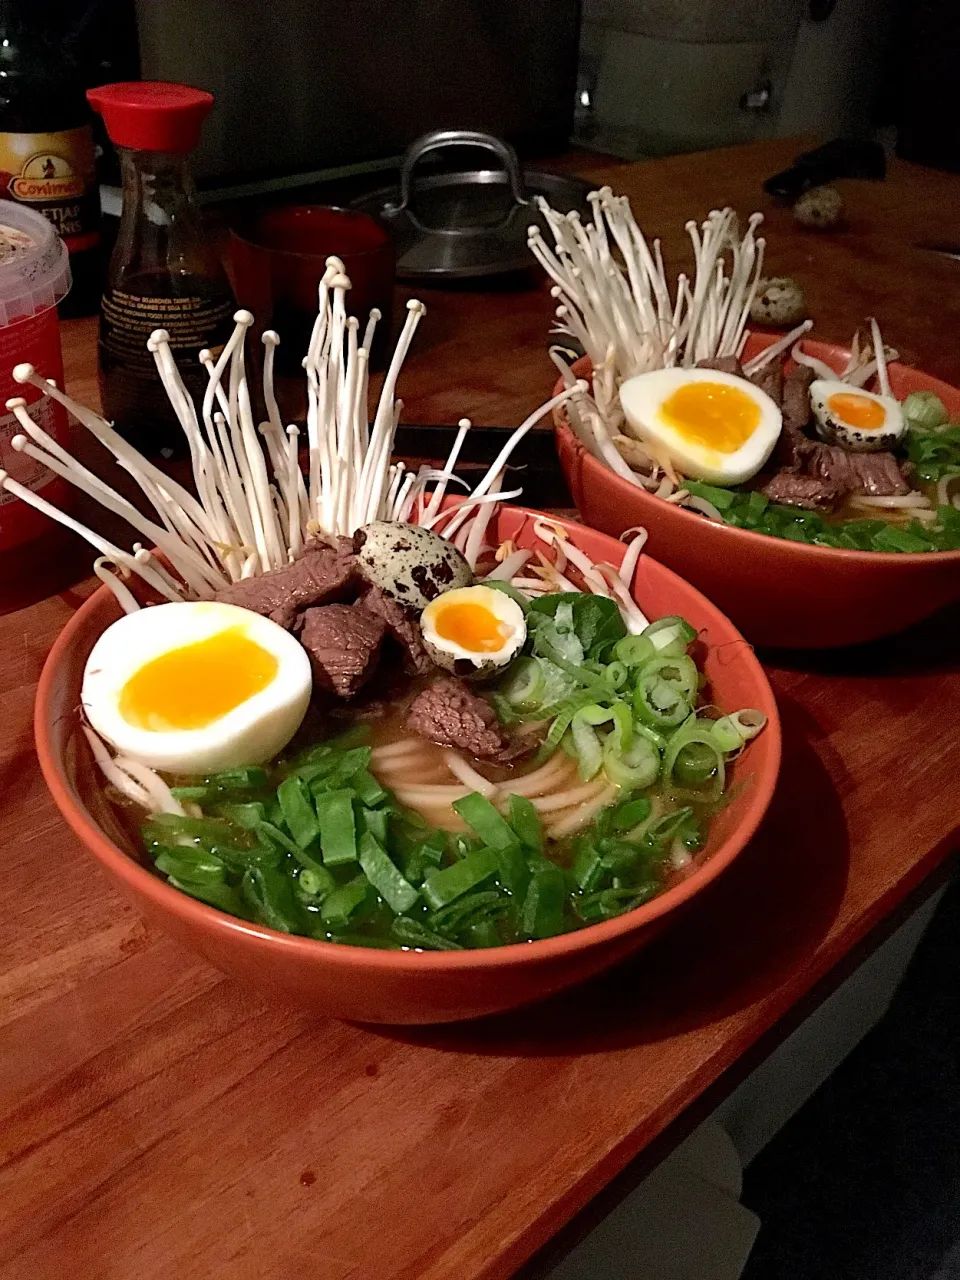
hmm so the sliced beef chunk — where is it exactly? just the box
[299,603,385,698]
[761,471,844,511]
[215,541,357,629]
[748,358,784,407]
[773,367,817,469]
[406,677,505,759]
[696,356,745,377]
[361,585,435,675]
[802,443,911,498]
[782,365,815,432]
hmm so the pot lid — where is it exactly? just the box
[352,129,593,280]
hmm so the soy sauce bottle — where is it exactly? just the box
[0,2,102,316]
[87,81,235,459]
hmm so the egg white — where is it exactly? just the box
[82,602,312,774]
[809,379,905,453]
[619,368,782,486]
[421,585,526,673]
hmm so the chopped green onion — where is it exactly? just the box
[353,770,388,807]
[602,733,661,789]
[871,523,932,554]
[453,792,518,849]
[257,819,303,858]
[465,919,502,948]
[633,672,693,729]
[320,875,374,930]
[609,796,652,833]
[498,656,544,709]
[709,710,767,752]
[572,840,604,892]
[642,615,697,656]
[576,883,660,924]
[314,789,357,866]
[614,634,656,668]
[357,831,419,914]
[390,916,464,951]
[154,845,226,886]
[214,801,266,830]
[296,865,336,901]
[427,890,506,936]
[902,390,950,431]
[638,653,699,699]
[519,865,568,939]
[683,479,736,510]
[205,766,268,792]
[507,793,543,855]
[358,805,389,845]
[167,876,253,918]
[422,847,499,910]
[276,775,319,849]
[241,865,304,933]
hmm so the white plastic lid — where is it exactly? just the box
[0,203,71,326]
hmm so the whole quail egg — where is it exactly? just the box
[355,521,474,611]
[793,185,843,230]
[809,379,905,452]
[420,584,527,679]
[750,276,806,327]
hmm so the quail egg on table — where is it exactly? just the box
[355,521,474,611]
[793,185,844,230]
[421,585,527,678]
[619,367,782,486]
[809,379,905,452]
[82,602,312,774]
[750,276,806,327]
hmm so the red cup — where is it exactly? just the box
[230,206,395,380]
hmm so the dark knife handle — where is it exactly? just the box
[764,137,886,201]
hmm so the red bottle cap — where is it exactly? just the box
[86,81,215,153]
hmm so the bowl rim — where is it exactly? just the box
[555,340,960,567]
[34,506,781,973]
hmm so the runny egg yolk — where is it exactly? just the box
[827,392,887,430]
[119,628,278,732]
[433,601,508,654]
[661,381,761,453]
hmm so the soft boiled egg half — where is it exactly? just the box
[420,585,526,679]
[619,368,782,486]
[82,602,312,774]
[809,379,904,453]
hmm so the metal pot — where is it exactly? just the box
[351,129,593,280]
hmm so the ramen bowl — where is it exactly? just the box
[35,507,780,1025]
[555,339,960,649]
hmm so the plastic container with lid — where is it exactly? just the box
[88,81,236,460]
[0,201,81,612]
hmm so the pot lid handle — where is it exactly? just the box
[388,129,530,214]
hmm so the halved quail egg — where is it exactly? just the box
[809,380,904,453]
[421,585,526,679]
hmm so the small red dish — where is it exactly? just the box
[35,507,780,1025]
[555,338,960,649]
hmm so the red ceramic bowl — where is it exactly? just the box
[35,507,780,1025]
[555,338,960,648]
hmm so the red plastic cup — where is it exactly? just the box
[230,206,395,382]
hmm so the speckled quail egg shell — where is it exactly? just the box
[809,379,905,453]
[420,585,527,679]
[355,521,474,611]
[750,276,806,327]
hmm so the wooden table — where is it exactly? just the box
[2,138,959,1280]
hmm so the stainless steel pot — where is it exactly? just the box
[351,129,593,280]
